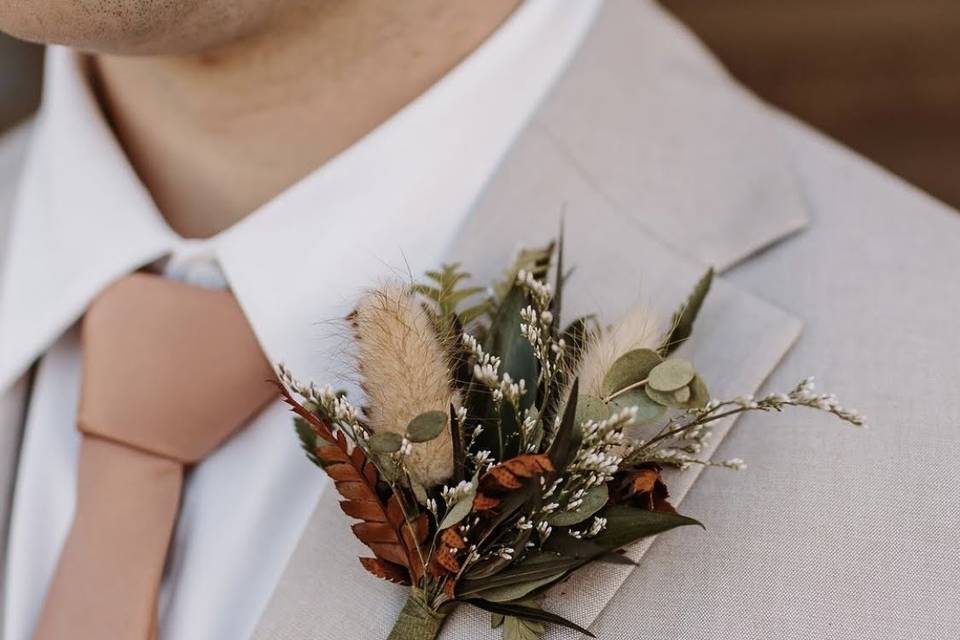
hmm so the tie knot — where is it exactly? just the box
[78,273,277,463]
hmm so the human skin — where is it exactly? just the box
[0,0,522,237]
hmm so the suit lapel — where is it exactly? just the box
[0,376,30,640]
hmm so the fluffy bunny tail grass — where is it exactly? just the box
[577,306,664,397]
[353,283,458,486]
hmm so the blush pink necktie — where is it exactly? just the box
[33,272,278,640]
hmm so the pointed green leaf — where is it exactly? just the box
[473,573,564,603]
[294,417,322,468]
[439,478,477,529]
[548,380,581,471]
[547,484,608,526]
[464,600,595,637]
[476,284,539,460]
[591,505,703,550]
[459,554,580,596]
[503,614,545,640]
[450,404,466,483]
[661,268,714,356]
[543,534,638,565]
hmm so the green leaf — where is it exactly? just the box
[439,478,477,529]
[367,431,403,454]
[473,573,563,603]
[548,381,581,472]
[610,388,665,423]
[464,600,595,638]
[660,268,714,356]
[683,374,710,409]
[411,480,429,505]
[574,394,610,427]
[503,614,546,640]
[459,302,491,325]
[602,348,662,397]
[549,224,566,336]
[476,284,540,460]
[672,386,691,403]
[647,359,696,392]
[293,417,322,467]
[465,526,533,580]
[543,534,637,565]
[490,244,555,312]
[406,410,447,443]
[415,263,487,319]
[547,484,609,526]
[541,314,595,431]
[459,554,581,596]
[450,404,466,483]
[645,385,687,409]
[591,505,703,550]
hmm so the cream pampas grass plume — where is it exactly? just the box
[577,307,665,397]
[352,283,458,487]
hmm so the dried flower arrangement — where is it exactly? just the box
[277,239,865,640]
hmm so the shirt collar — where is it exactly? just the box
[0,0,605,391]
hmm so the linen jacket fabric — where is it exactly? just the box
[1,1,958,639]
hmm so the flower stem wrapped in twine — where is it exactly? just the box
[386,588,448,640]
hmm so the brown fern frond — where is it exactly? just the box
[276,382,420,582]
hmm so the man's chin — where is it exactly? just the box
[0,0,268,56]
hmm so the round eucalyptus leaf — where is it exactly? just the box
[672,386,691,404]
[603,348,662,397]
[547,484,609,526]
[610,388,665,424]
[367,431,403,454]
[575,394,610,426]
[648,359,696,392]
[681,374,710,409]
[646,384,685,409]
[406,410,448,443]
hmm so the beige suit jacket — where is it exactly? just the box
[1,1,957,638]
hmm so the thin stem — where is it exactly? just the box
[603,378,648,403]
[637,406,762,452]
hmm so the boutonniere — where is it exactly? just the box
[277,239,865,640]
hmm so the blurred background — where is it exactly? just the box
[1,1,958,206]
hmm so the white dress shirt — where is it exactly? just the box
[0,2,603,639]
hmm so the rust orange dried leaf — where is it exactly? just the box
[435,546,461,573]
[502,454,554,478]
[441,527,466,550]
[625,468,660,496]
[486,466,522,490]
[443,578,457,600]
[472,493,501,511]
[359,557,410,585]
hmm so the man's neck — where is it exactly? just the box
[91,0,521,239]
